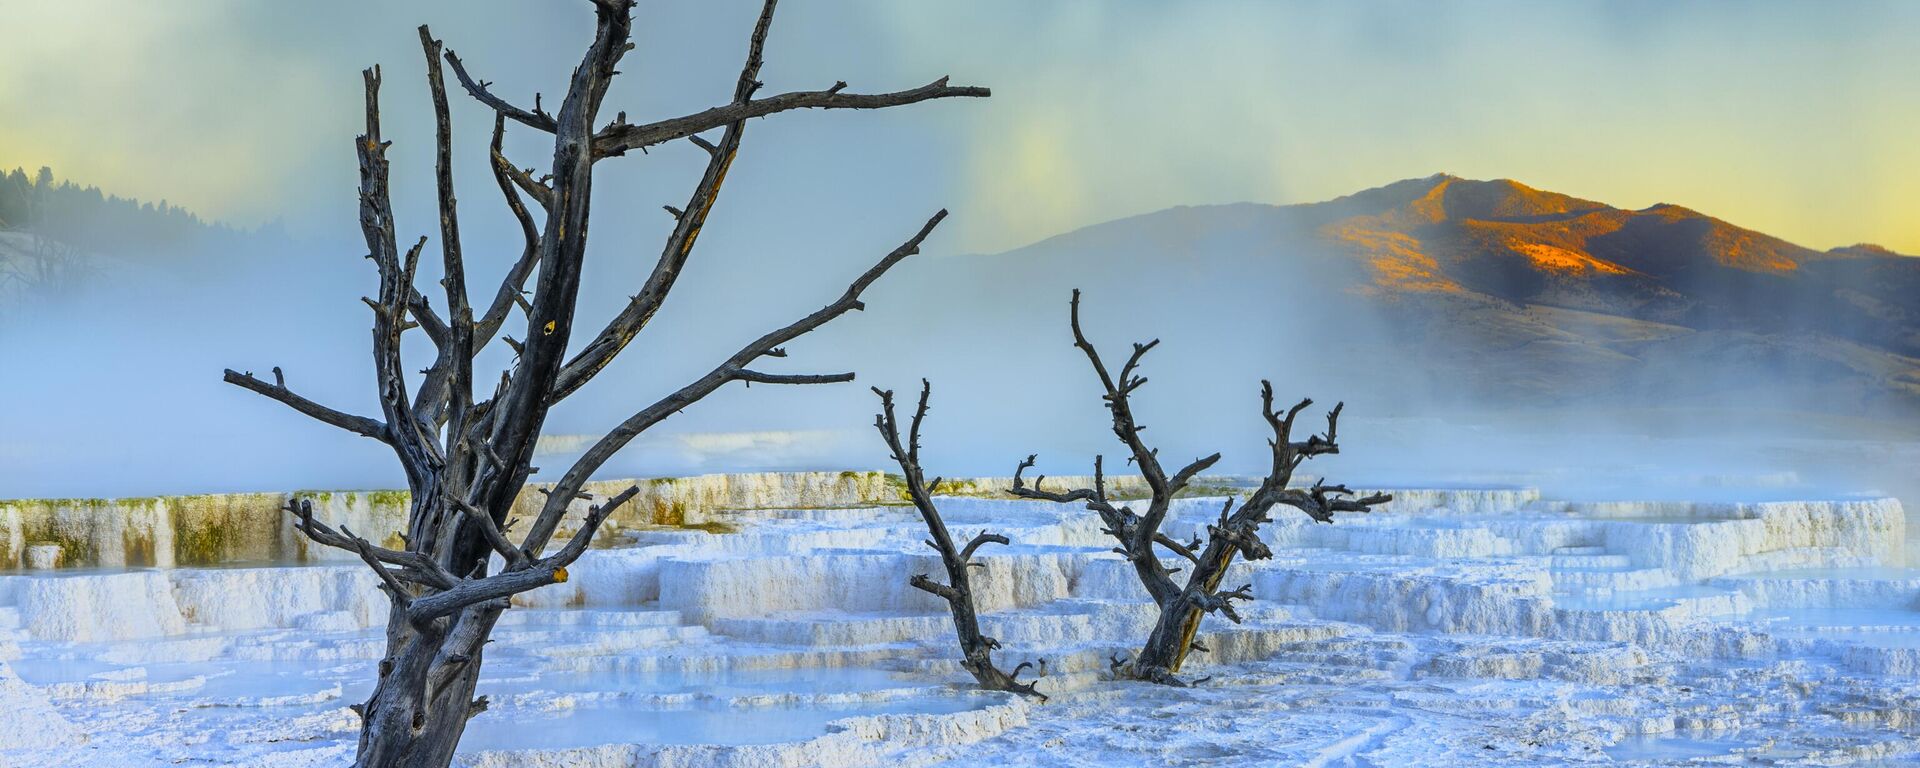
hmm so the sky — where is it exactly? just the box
[2,1,1919,499]
[2,0,1919,255]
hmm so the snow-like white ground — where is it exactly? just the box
[2,488,1918,766]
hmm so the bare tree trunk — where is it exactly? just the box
[1128,506,1262,680]
[873,382,1044,699]
[355,599,503,767]
[222,2,985,763]
[1012,290,1390,686]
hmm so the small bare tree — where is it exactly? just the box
[221,2,984,764]
[872,381,1045,700]
[0,192,95,312]
[1011,290,1390,685]
[0,232,90,312]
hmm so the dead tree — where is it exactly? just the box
[221,3,984,765]
[1011,290,1390,685]
[872,381,1045,700]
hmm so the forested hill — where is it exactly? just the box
[0,165,230,254]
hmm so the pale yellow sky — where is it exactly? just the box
[4,0,1918,255]
[887,1,1920,254]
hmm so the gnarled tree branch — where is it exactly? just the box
[520,209,949,558]
[876,381,1043,700]
[223,367,387,441]
[592,77,989,158]
[283,498,456,590]
[443,48,556,134]
[549,1,984,404]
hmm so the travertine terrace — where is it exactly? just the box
[1,479,1915,766]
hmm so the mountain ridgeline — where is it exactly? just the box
[0,165,248,314]
[866,174,1920,434]
[0,166,228,254]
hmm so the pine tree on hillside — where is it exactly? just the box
[0,164,224,252]
[0,168,30,228]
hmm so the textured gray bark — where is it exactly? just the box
[221,2,985,764]
[1012,290,1391,686]
[873,382,1045,700]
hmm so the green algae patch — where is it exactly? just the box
[365,489,411,508]
[169,493,297,566]
[23,530,96,569]
[881,473,915,504]
[648,498,690,526]
[880,473,1016,502]
[292,490,336,504]
[0,471,1063,569]
[173,516,232,566]
[121,527,158,567]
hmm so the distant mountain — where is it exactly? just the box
[871,174,1920,426]
[1319,175,1917,353]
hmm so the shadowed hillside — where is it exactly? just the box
[1308,175,1920,412]
[868,174,1920,437]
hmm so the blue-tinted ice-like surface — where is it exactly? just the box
[2,487,1916,766]
[1604,734,1758,762]
[456,694,1000,752]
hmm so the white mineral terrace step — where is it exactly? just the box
[1,489,1916,768]
[1552,546,1610,556]
[493,608,690,628]
[1550,566,1683,592]
[493,625,712,654]
[1548,553,1634,570]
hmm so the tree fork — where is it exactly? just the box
[1011,290,1391,686]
